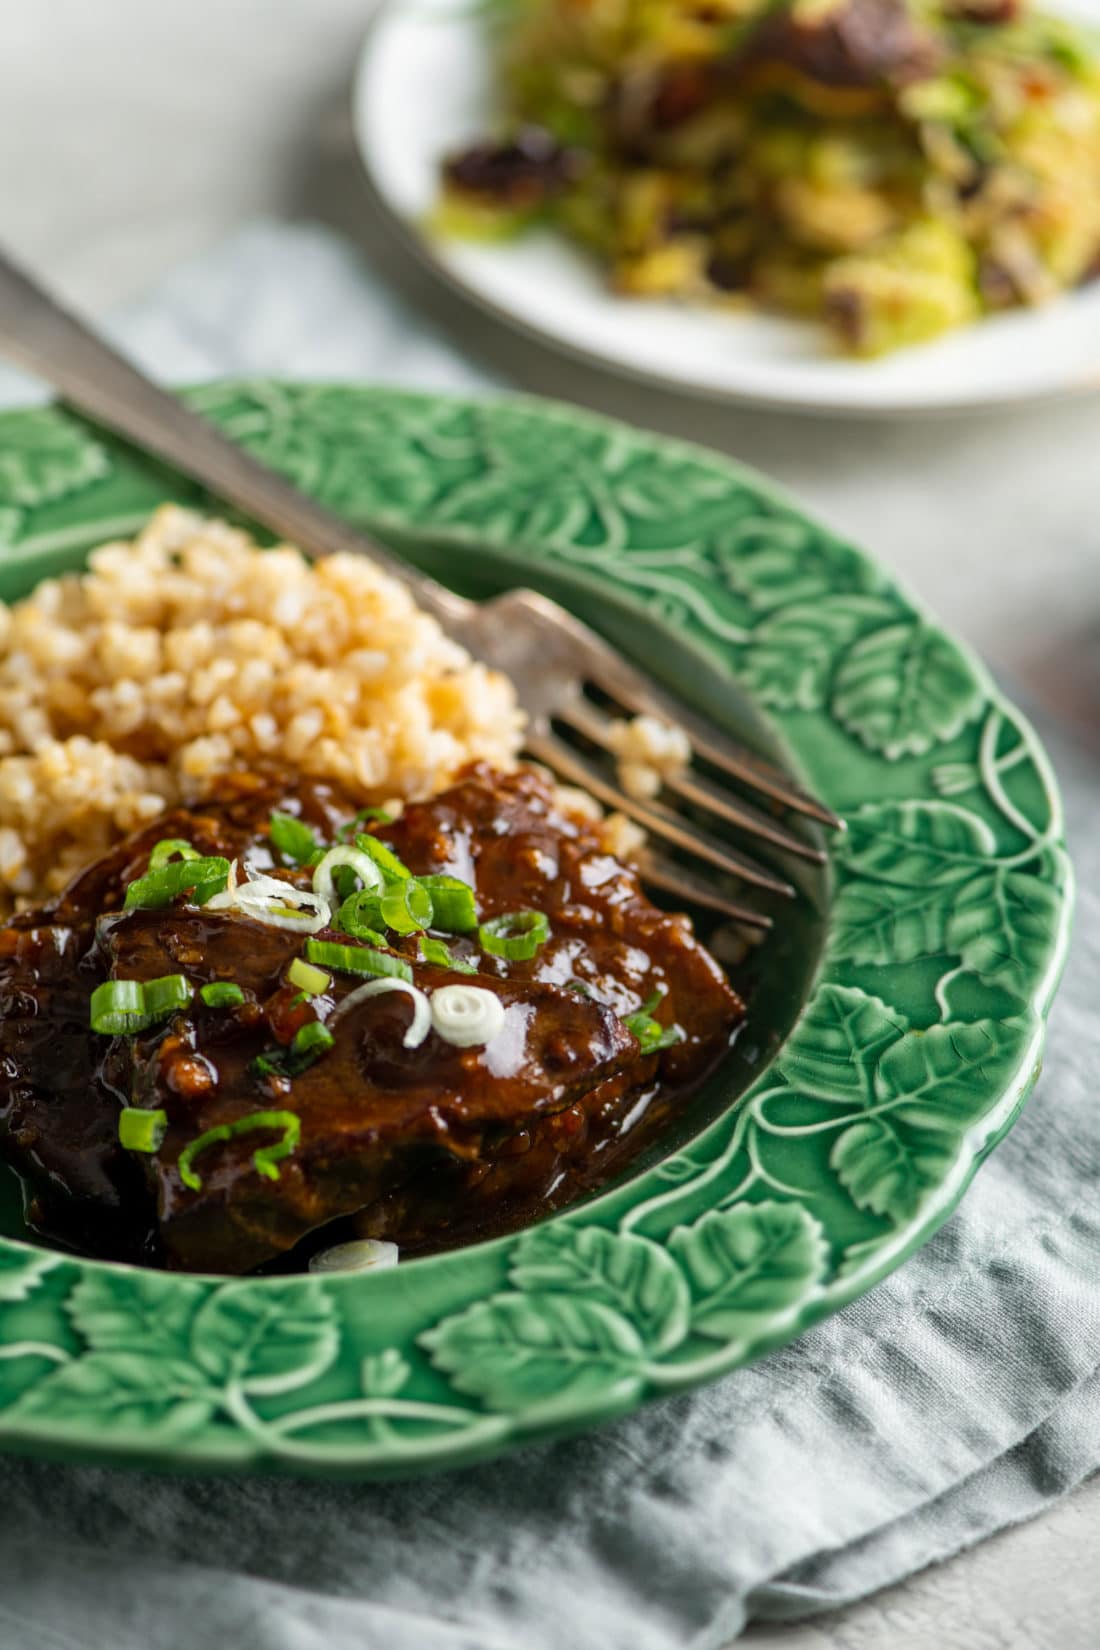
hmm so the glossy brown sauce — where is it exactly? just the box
[0,767,744,1274]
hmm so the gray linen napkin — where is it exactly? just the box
[0,223,1095,1650]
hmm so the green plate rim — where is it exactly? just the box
[0,381,1073,1479]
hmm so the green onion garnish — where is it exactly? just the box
[354,832,411,883]
[200,981,246,1009]
[123,855,230,911]
[90,974,192,1035]
[118,1107,168,1153]
[148,838,198,871]
[419,874,478,934]
[418,935,478,974]
[565,979,593,997]
[287,957,332,997]
[250,1018,335,1083]
[334,889,387,942]
[479,909,551,961]
[336,806,394,842]
[292,1021,335,1060]
[305,939,413,985]
[178,1109,301,1192]
[622,1001,684,1055]
[270,810,319,867]
[380,880,433,935]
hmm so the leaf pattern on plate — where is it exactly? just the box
[68,1270,207,1360]
[0,408,111,511]
[0,1249,57,1304]
[420,1294,647,1413]
[510,1225,690,1356]
[777,984,909,1103]
[668,1203,828,1345]
[737,596,898,711]
[190,1280,340,1396]
[832,619,986,759]
[0,385,1070,1475]
[9,1352,217,1438]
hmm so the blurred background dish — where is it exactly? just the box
[356,0,1100,414]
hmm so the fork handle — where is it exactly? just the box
[0,246,470,628]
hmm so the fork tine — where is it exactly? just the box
[524,730,796,898]
[634,848,773,928]
[574,633,841,828]
[557,699,827,866]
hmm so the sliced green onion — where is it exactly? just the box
[234,873,330,933]
[292,1021,335,1060]
[419,874,478,934]
[479,909,551,961]
[287,957,332,997]
[334,889,387,942]
[380,880,433,935]
[305,939,413,985]
[177,1109,301,1192]
[124,856,231,911]
[623,1008,684,1056]
[118,1107,168,1153]
[418,935,477,974]
[270,810,319,867]
[90,979,146,1034]
[145,975,193,1019]
[430,983,506,1048]
[148,838,198,871]
[330,978,431,1047]
[250,1051,287,1081]
[312,845,384,911]
[200,981,246,1009]
[565,979,593,997]
[354,832,411,883]
[90,974,192,1035]
[336,806,394,842]
[250,1017,336,1083]
[309,1238,399,1274]
[332,864,360,904]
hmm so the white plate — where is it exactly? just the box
[354,0,1100,417]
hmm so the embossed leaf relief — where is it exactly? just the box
[0,1247,57,1304]
[508,1224,690,1356]
[421,410,739,555]
[831,619,986,759]
[715,514,883,612]
[734,600,985,759]
[831,800,1063,998]
[769,984,1032,1225]
[6,1273,343,1442]
[190,382,444,518]
[668,1204,829,1343]
[778,982,909,1102]
[422,1203,827,1408]
[0,409,111,512]
[737,596,898,712]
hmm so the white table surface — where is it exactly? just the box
[2,3,1098,1645]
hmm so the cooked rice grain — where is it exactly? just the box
[0,506,525,907]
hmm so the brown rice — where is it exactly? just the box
[0,506,526,908]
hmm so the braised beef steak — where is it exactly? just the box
[0,766,743,1273]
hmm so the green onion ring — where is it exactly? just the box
[305,939,413,985]
[178,1109,301,1192]
[479,909,551,961]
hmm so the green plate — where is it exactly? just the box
[0,383,1072,1478]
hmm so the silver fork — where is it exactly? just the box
[0,249,839,929]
